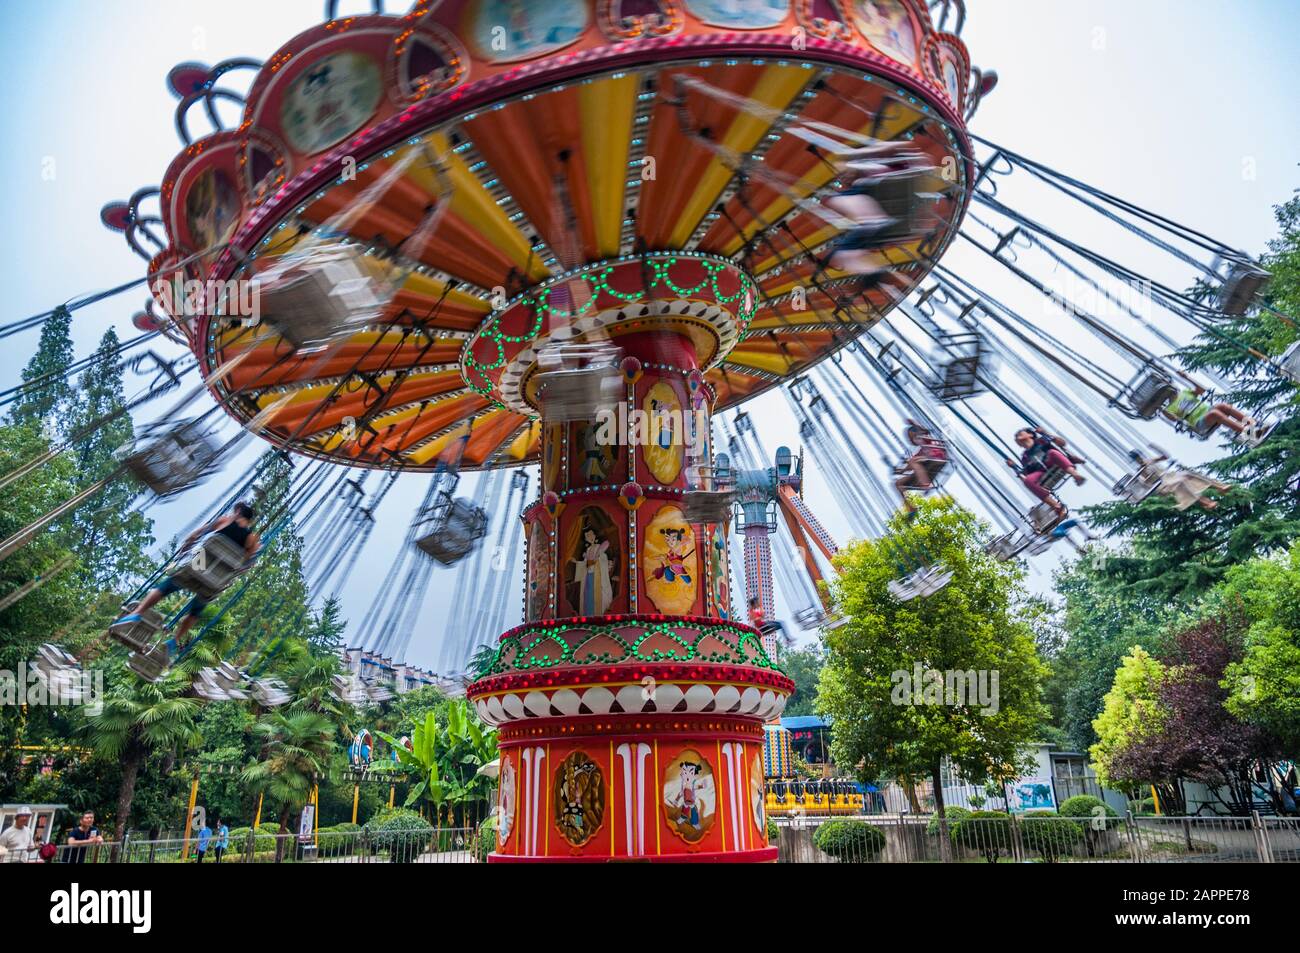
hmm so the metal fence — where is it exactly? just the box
[13,815,1299,863]
[25,828,482,864]
[773,812,1300,863]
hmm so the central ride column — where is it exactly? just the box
[464,254,791,862]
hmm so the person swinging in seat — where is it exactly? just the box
[1007,427,1086,519]
[894,421,949,515]
[1161,385,1266,441]
[1128,451,1232,512]
[822,140,934,278]
[112,502,262,654]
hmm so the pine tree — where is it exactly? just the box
[1087,193,1300,598]
[308,596,347,655]
[68,328,155,588]
[9,306,75,433]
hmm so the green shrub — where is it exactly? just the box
[228,825,280,854]
[1059,795,1117,820]
[954,811,1013,863]
[926,806,971,838]
[813,820,885,862]
[766,819,779,843]
[1020,811,1083,862]
[366,808,433,863]
[317,823,363,855]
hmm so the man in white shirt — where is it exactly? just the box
[0,806,37,863]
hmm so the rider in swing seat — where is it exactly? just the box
[112,502,262,654]
[1007,428,1085,519]
[1161,386,1260,439]
[822,140,931,277]
[1128,451,1232,511]
[894,421,949,515]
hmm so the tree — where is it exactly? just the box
[1218,541,1300,756]
[82,672,201,842]
[817,498,1048,860]
[1088,647,1181,812]
[308,597,347,655]
[67,328,154,588]
[1086,194,1300,598]
[1046,552,1176,750]
[1147,612,1279,815]
[241,710,336,861]
[779,645,825,718]
[9,306,74,431]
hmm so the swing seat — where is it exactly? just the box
[895,453,949,488]
[1038,467,1068,493]
[167,533,249,600]
[985,532,1028,561]
[1115,366,1178,420]
[415,495,489,565]
[1022,534,1059,556]
[127,645,170,683]
[1217,262,1270,316]
[256,243,389,350]
[534,341,623,423]
[1280,341,1300,384]
[928,333,987,402]
[114,420,222,498]
[1113,468,1163,504]
[108,607,165,653]
[888,565,953,602]
[32,644,83,701]
[850,168,936,243]
[682,489,736,524]
[794,607,827,630]
[332,675,369,705]
[1027,502,1066,535]
[251,679,291,708]
[194,668,245,702]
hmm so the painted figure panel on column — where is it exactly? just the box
[554,750,605,847]
[527,520,552,621]
[644,505,698,615]
[575,419,616,487]
[852,0,918,65]
[499,753,517,847]
[642,380,684,485]
[662,749,716,844]
[566,506,620,616]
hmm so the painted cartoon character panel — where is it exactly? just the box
[707,526,729,619]
[685,0,790,29]
[852,0,917,65]
[471,0,589,63]
[644,506,698,615]
[543,423,562,491]
[185,168,241,254]
[575,420,615,487]
[499,753,517,845]
[750,752,766,836]
[280,52,384,154]
[662,749,716,844]
[565,506,619,616]
[642,380,684,485]
[554,750,605,847]
[527,519,551,621]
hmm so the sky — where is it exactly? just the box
[1,0,1298,673]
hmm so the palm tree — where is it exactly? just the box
[82,671,201,843]
[241,709,335,861]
